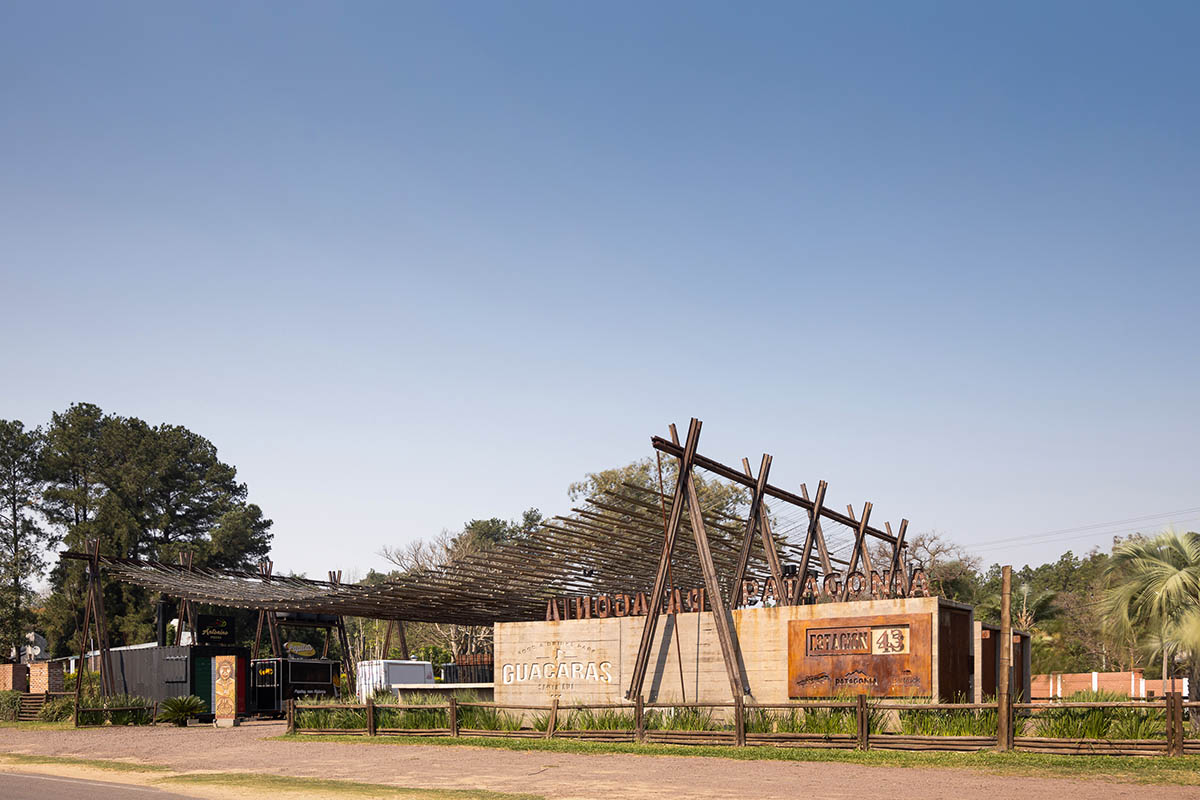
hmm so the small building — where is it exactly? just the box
[495,596,1027,706]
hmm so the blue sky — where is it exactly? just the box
[3,2,1197,579]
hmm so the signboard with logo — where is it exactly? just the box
[787,613,931,697]
[195,614,236,646]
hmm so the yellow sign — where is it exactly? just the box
[285,641,316,658]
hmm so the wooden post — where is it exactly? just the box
[396,620,410,660]
[627,419,701,700]
[1167,692,1183,756]
[545,698,558,739]
[857,693,869,750]
[838,503,874,601]
[286,698,295,734]
[734,695,746,746]
[997,565,1012,751]
[730,454,781,604]
[366,696,376,736]
[449,697,458,737]
[634,695,645,743]
[791,481,830,603]
[1176,692,1186,756]
[1165,692,1175,756]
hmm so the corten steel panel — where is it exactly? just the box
[938,607,972,701]
[980,629,998,700]
[788,613,932,697]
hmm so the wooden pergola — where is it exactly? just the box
[61,417,917,716]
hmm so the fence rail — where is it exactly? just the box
[287,693,1193,756]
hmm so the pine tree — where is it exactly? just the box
[0,419,54,661]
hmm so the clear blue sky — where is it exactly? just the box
[3,2,1197,579]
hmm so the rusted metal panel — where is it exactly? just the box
[788,613,932,697]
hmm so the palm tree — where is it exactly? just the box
[1103,530,1200,701]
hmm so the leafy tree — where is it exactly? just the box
[1103,530,1200,704]
[0,420,55,662]
[568,457,747,519]
[39,406,273,655]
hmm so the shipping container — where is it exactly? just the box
[105,644,251,717]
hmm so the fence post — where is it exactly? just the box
[366,697,376,736]
[286,698,295,734]
[1166,692,1183,756]
[735,695,746,747]
[1176,692,1186,756]
[856,694,869,750]
[634,695,645,743]
[997,565,1012,752]
[449,697,458,737]
[545,698,558,739]
[1165,693,1175,756]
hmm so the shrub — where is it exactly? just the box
[157,695,207,726]
[563,707,635,731]
[38,696,75,722]
[105,694,155,726]
[0,690,20,721]
[1030,690,1165,741]
[75,693,154,726]
[376,692,447,729]
[295,695,368,730]
[897,696,997,737]
[646,706,724,731]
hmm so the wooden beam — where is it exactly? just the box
[838,502,873,601]
[651,437,899,545]
[791,480,828,604]
[729,454,772,604]
[885,520,909,597]
[684,461,750,697]
[626,418,701,700]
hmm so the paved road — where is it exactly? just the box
[0,772,193,799]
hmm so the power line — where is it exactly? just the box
[968,505,1200,550]
[972,514,1200,554]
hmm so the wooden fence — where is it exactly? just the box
[288,694,1194,756]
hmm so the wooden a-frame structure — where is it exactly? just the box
[625,417,913,742]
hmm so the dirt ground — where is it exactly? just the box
[0,721,1194,800]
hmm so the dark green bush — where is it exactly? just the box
[157,695,207,726]
[0,690,20,721]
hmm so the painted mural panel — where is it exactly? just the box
[213,654,238,720]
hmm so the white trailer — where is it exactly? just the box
[356,659,435,702]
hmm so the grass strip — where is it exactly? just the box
[0,720,74,731]
[276,733,1200,785]
[158,771,544,799]
[0,752,170,772]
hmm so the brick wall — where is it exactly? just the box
[0,663,29,692]
[1032,669,1145,700]
[28,661,64,694]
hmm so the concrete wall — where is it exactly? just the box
[495,597,944,707]
[0,663,29,693]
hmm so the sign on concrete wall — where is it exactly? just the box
[787,613,932,697]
